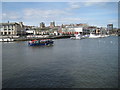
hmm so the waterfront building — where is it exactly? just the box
[61,26,83,35]
[26,30,35,35]
[40,22,45,29]
[113,28,118,35]
[100,27,107,35]
[85,26,97,34]
[0,21,25,36]
[49,30,58,36]
[82,26,102,35]
[96,28,101,34]
[60,23,90,35]
[24,25,34,30]
[82,27,90,35]
[107,24,113,30]
[88,26,97,34]
[49,26,59,36]
[107,24,113,34]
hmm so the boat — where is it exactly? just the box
[28,39,54,46]
[70,34,81,40]
[104,35,110,37]
[81,35,89,39]
[0,38,14,42]
[89,33,102,38]
[99,34,110,38]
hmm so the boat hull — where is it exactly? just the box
[28,41,54,46]
[70,37,81,40]
[70,34,81,40]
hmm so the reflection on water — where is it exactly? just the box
[2,36,118,88]
[28,44,54,49]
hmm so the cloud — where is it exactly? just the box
[2,12,22,20]
[62,17,82,21]
[67,2,107,10]
[67,2,81,10]
[2,8,71,21]
[21,8,72,25]
[69,2,81,9]
[84,0,118,2]
[2,0,119,2]
[2,8,73,25]
[2,2,118,27]
[60,17,90,24]
[83,2,100,6]
[23,8,70,18]
[108,19,118,23]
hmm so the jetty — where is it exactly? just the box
[0,35,73,42]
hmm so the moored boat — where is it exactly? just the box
[28,39,54,46]
[81,35,89,39]
[0,38,14,42]
[70,34,81,40]
[89,33,102,38]
[89,33,110,38]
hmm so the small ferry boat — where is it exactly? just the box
[28,39,54,46]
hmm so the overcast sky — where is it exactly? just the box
[2,2,118,28]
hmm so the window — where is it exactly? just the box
[8,32,11,35]
[4,32,7,35]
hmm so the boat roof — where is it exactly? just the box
[32,40,38,41]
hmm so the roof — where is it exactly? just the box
[32,40,38,42]
[0,22,19,26]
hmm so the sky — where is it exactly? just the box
[1,2,118,28]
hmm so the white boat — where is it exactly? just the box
[89,33,102,38]
[70,34,81,40]
[81,35,89,39]
[0,38,14,42]
[104,35,110,37]
[99,35,110,38]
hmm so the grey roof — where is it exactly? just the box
[0,22,19,26]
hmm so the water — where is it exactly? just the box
[2,36,118,88]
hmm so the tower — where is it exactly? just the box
[50,21,55,28]
[40,22,45,29]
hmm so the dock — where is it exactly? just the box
[0,35,72,42]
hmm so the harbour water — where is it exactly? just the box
[2,36,118,88]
